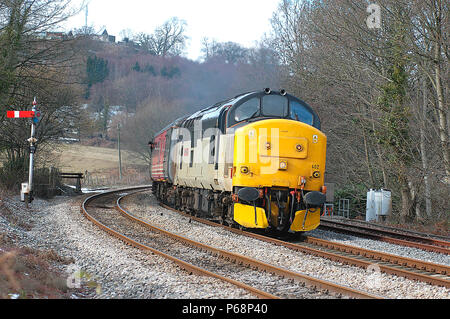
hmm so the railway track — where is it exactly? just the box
[319,217,450,255]
[157,200,450,289]
[81,186,380,299]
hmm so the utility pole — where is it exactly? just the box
[118,123,122,180]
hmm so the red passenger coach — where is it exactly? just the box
[151,130,169,181]
[150,116,187,198]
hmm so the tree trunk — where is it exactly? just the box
[358,103,375,186]
[433,2,449,182]
[370,108,388,188]
[419,76,432,218]
[434,54,449,181]
[400,184,414,223]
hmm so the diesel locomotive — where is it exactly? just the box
[150,89,327,232]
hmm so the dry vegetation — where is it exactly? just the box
[0,237,73,299]
[0,190,70,299]
[0,187,102,299]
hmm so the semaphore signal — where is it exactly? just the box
[7,111,36,118]
[6,97,42,206]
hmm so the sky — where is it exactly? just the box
[63,0,280,61]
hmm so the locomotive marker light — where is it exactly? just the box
[312,135,319,144]
[6,97,41,207]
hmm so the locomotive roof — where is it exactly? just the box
[152,90,320,138]
[153,115,188,137]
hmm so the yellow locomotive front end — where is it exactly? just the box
[228,92,327,233]
[150,89,326,233]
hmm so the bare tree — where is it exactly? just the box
[407,0,449,182]
[268,0,448,222]
[201,39,249,64]
[135,17,187,57]
[0,0,86,188]
[120,97,181,164]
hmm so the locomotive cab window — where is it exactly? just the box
[290,100,314,126]
[261,95,288,117]
[233,97,260,123]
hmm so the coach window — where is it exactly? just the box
[233,97,260,123]
[262,95,288,117]
[290,100,314,126]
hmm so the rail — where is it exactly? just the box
[158,202,450,289]
[319,218,450,255]
[80,186,277,299]
[116,193,380,299]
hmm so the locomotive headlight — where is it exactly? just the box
[313,171,321,178]
[279,160,288,170]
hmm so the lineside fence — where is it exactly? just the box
[26,166,149,199]
[83,167,149,188]
[33,167,62,199]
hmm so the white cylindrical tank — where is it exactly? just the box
[379,189,392,217]
[366,189,376,222]
[366,189,392,222]
[374,190,383,218]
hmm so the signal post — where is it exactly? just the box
[6,98,42,207]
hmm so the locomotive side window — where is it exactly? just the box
[180,145,183,170]
[209,135,216,164]
[233,97,260,122]
[190,150,194,167]
[261,95,288,117]
[290,100,314,126]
